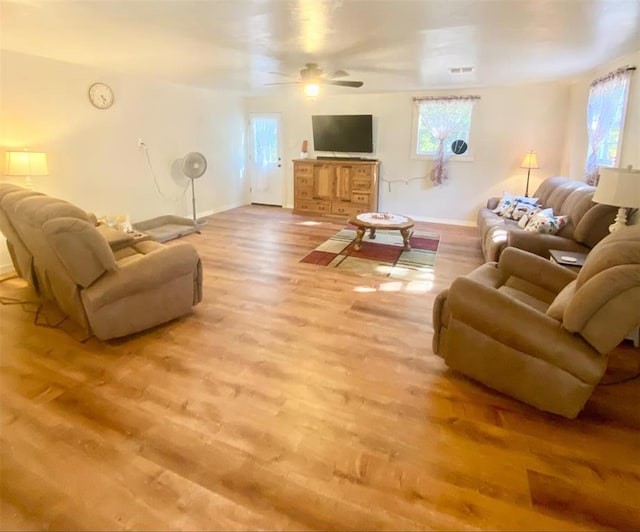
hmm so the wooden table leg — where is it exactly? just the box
[369,227,377,240]
[400,228,412,250]
[354,227,365,251]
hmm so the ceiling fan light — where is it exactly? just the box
[304,83,320,97]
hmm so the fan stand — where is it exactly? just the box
[190,178,208,232]
[190,177,201,234]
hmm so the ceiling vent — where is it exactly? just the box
[450,67,474,74]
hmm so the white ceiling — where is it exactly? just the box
[1,0,639,94]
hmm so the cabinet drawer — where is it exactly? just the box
[331,202,354,216]
[295,186,313,200]
[351,192,370,204]
[354,166,372,178]
[331,203,372,217]
[296,199,331,213]
[295,175,313,187]
[295,163,313,176]
[352,179,372,191]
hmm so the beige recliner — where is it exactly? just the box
[433,224,640,418]
[0,184,43,291]
[0,184,203,340]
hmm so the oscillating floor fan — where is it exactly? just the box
[182,152,208,233]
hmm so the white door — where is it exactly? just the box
[249,113,284,206]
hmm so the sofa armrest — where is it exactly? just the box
[507,229,589,258]
[447,277,606,384]
[497,247,577,295]
[82,243,200,310]
[487,197,500,210]
[96,224,135,251]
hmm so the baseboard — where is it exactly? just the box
[197,201,246,219]
[0,263,16,276]
[408,215,477,227]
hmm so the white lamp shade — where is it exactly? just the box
[593,167,640,208]
[5,151,49,176]
[521,151,539,169]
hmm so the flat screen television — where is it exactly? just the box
[311,114,373,154]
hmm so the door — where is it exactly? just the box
[249,113,284,206]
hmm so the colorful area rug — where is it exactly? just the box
[300,226,440,282]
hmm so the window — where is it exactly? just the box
[412,96,478,158]
[584,66,633,184]
[411,95,479,185]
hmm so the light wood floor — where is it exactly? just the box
[1,205,639,531]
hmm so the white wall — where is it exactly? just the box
[562,50,640,180]
[246,80,571,225]
[0,50,248,272]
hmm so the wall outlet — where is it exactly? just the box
[138,138,145,148]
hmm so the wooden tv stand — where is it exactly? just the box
[292,158,380,218]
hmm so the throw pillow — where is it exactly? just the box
[505,201,540,221]
[517,214,530,229]
[492,192,539,216]
[524,208,569,235]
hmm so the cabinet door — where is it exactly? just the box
[313,165,333,199]
[334,165,353,201]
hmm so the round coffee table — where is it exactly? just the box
[348,212,415,251]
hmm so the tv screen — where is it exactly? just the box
[312,115,373,154]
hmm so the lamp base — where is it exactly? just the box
[608,207,629,232]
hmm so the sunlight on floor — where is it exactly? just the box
[353,279,433,294]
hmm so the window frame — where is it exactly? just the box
[589,76,631,169]
[410,97,477,162]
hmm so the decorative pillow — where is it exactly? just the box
[524,208,569,235]
[517,214,530,229]
[504,201,540,221]
[493,192,539,216]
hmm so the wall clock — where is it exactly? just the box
[88,82,114,109]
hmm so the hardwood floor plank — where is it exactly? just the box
[1,204,638,530]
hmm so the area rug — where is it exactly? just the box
[300,226,440,282]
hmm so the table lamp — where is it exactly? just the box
[592,166,640,232]
[5,150,49,189]
[520,151,539,197]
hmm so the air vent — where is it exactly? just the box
[450,67,474,74]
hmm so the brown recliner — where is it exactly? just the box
[433,224,640,418]
[0,184,203,340]
[0,184,43,291]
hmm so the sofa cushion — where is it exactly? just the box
[43,217,117,288]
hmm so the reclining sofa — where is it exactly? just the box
[433,224,640,418]
[0,183,203,340]
[478,177,617,262]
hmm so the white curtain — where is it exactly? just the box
[584,67,632,185]
[416,96,479,186]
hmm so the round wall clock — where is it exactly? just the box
[88,82,114,109]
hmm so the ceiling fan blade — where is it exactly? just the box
[323,80,364,88]
[327,69,349,79]
[265,81,301,86]
[268,71,294,78]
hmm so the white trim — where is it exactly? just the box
[197,201,246,218]
[0,264,16,275]
[409,215,477,227]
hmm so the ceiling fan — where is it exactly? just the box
[266,63,363,95]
